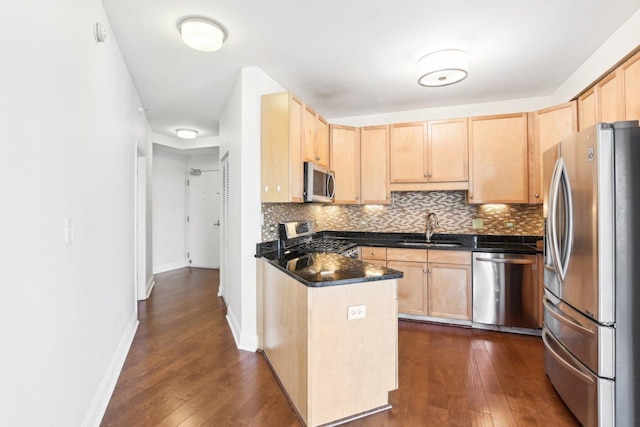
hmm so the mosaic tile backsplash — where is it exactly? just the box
[261,191,543,242]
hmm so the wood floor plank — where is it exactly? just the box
[101,268,579,427]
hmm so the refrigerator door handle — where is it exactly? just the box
[542,330,594,386]
[548,158,573,282]
[543,296,595,338]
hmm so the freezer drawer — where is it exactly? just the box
[472,252,539,328]
[543,327,614,427]
[543,290,614,378]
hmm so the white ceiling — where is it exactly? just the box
[102,0,640,139]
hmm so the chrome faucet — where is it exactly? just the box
[426,212,439,242]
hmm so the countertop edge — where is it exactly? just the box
[258,253,404,288]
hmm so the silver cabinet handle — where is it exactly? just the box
[542,330,594,385]
[474,257,534,265]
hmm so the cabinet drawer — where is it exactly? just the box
[387,248,427,262]
[428,250,471,265]
[360,246,387,260]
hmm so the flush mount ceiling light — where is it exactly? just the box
[176,128,199,139]
[178,17,227,52]
[417,49,468,87]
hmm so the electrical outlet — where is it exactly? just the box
[472,218,484,229]
[504,221,515,228]
[347,304,366,320]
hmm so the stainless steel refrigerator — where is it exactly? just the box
[543,121,640,427]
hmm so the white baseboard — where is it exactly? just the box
[225,306,258,352]
[145,276,155,299]
[81,312,139,427]
[226,306,242,348]
[189,263,220,269]
[153,260,188,274]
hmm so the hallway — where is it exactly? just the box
[101,267,578,426]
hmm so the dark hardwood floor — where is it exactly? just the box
[101,267,579,427]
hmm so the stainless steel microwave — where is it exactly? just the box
[303,161,335,203]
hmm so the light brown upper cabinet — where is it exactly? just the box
[260,91,304,203]
[528,101,578,204]
[427,118,469,183]
[329,125,360,204]
[389,120,468,192]
[389,122,426,184]
[578,48,640,129]
[360,125,391,204]
[302,105,330,169]
[620,49,640,121]
[578,87,597,131]
[596,70,622,123]
[468,113,529,204]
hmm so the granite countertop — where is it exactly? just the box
[256,232,543,287]
[315,231,543,255]
[259,249,403,287]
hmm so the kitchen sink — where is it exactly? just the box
[397,241,462,248]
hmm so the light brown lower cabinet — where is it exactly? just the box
[386,260,427,315]
[385,248,471,319]
[427,251,472,320]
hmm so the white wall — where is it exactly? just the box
[0,0,152,425]
[152,147,188,273]
[219,67,284,351]
[152,146,219,273]
[187,152,220,171]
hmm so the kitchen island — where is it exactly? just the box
[257,251,402,427]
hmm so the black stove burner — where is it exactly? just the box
[295,238,356,254]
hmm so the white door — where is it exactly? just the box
[187,169,221,268]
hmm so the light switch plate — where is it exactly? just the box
[472,218,484,229]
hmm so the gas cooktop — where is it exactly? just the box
[278,220,358,257]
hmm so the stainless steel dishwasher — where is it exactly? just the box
[472,252,539,328]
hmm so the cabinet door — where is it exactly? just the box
[316,116,330,169]
[621,50,640,122]
[468,113,529,204]
[330,125,360,204]
[302,104,317,164]
[578,88,597,131]
[427,118,468,183]
[389,122,427,183]
[261,92,304,203]
[529,101,577,204]
[596,70,622,123]
[427,262,471,320]
[360,126,391,204]
[386,260,426,315]
[289,96,304,202]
